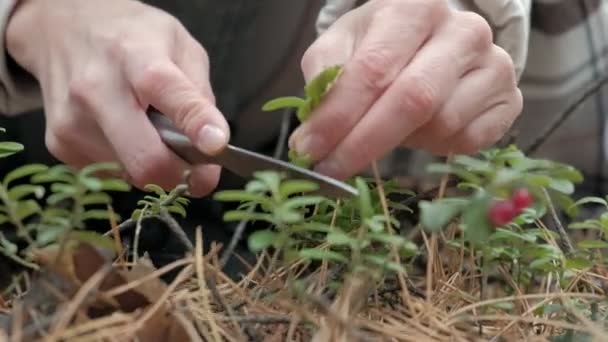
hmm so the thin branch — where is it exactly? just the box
[542,188,575,255]
[159,208,193,251]
[525,74,608,155]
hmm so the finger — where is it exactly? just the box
[404,46,518,151]
[173,33,215,101]
[429,89,523,156]
[290,1,448,163]
[70,66,220,196]
[312,12,494,180]
[124,56,230,157]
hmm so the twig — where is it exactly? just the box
[206,275,250,341]
[217,315,293,325]
[132,203,149,264]
[525,74,608,155]
[217,108,293,270]
[542,188,575,255]
[194,227,222,342]
[159,208,193,251]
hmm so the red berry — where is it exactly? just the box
[511,188,533,211]
[488,200,517,227]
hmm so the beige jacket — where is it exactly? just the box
[1,0,607,189]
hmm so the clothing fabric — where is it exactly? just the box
[0,0,607,193]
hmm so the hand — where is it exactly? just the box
[6,0,230,196]
[291,0,523,180]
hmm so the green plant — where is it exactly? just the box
[131,184,190,221]
[262,65,343,168]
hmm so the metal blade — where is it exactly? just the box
[149,111,359,199]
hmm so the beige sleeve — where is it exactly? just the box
[0,0,42,116]
[316,0,532,81]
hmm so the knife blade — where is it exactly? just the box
[148,111,358,199]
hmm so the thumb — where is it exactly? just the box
[126,59,229,156]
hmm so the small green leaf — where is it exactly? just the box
[565,257,593,269]
[81,193,112,206]
[47,192,73,206]
[548,179,574,195]
[144,184,167,196]
[8,185,45,201]
[461,192,493,244]
[356,177,373,220]
[100,179,131,192]
[262,96,306,111]
[213,190,272,207]
[288,150,312,169]
[31,165,74,184]
[281,196,325,211]
[223,210,273,223]
[298,248,347,263]
[304,65,343,105]
[248,229,278,252]
[369,233,408,247]
[326,231,357,246]
[36,225,65,246]
[569,220,603,230]
[80,177,103,191]
[570,196,608,210]
[79,162,122,177]
[577,240,608,249]
[0,142,24,158]
[16,200,40,222]
[51,183,77,195]
[419,198,469,232]
[0,213,7,225]
[279,179,319,198]
[3,164,48,187]
[362,254,406,273]
[168,204,187,218]
[0,234,18,254]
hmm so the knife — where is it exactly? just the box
[148,110,358,199]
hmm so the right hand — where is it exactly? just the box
[6,0,230,196]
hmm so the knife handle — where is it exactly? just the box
[148,110,219,165]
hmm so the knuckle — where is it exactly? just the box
[398,74,438,122]
[435,113,463,139]
[106,34,133,63]
[492,47,517,86]
[456,11,493,51]
[68,76,102,109]
[44,132,63,159]
[133,61,174,96]
[354,48,397,91]
[48,115,78,144]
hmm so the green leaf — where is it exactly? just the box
[36,225,65,246]
[144,184,166,196]
[356,177,374,220]
[569,196,608,210]
[288,150,312,169]
[295,100,313,122]
[248,229,278,252]
[80,177,103,191]
[254,171,282,195]
[565,257,593,270]
[213,190,272,207]
[298,248,347,263]
[100,178,129,192]
[81,193,112,206]
[365,216,386,233]
[419,198,469,232]
[168,204,187,218]
[281,196,325,211]
[3,164,48,187]
[461,192,493,244]
[0,142,24,158]
[362,254,406,273]
[47,192,73,206]
[326,232,357,246]
[274,207,303,224]
[69,231,116,251]
[79,162,122,177]
[369,233,409,247]
[8,185,45,201]
[569,220,603,230]
[489,228,537,243]
[304,65,342,105]
[0,234,18,255]
[0,213,7,225]
[279,179,319,198]
[577,240,608,249]
[16,200,40,222]
[548,179,574,195]
[51,183,77,195]
[223,210,274,223]
[453,155,492,173]
[262,96,306,112]
[31,165,74,184]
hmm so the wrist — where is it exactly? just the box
[6,0,39,75]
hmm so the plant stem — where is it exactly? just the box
[0,185,34,244]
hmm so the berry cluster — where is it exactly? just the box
[488,188,534,227]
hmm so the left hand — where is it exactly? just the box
[290,0,523,180]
